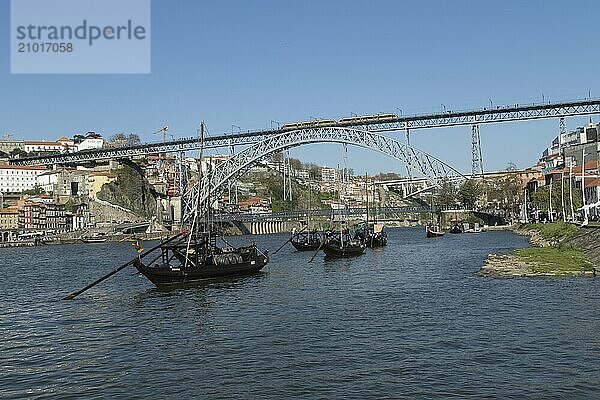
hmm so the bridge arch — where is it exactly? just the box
[183,127,465,222]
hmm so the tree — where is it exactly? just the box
[127,133,141,146]
[111,133,127,142]
[10,148,27,158]
[437,178,456,208]
[22,185,46,195]
[458,179,480,209]
[530,180,582,219]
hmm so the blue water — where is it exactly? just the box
[1,227,599,399]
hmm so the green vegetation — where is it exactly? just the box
[22,185,46,195]
[239,169,339,212]
[520,222,580,241]
[97,165,157,218]
[530,179,582,218]
[514,245,593,275]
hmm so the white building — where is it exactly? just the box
[77,137,104,151]
[0,165,47,193]
[24,141,65,153]
[295,170,310,180]
[57,137,78,153]
[321,167,337,182]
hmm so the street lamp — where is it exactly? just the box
[395,107,403,116]
[581,148,590,225]
[548,175,553,222]
[561,171,566,222]
[569,165,575,221]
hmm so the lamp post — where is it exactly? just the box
[569,165,575,221]
[561,172,566,222]
[548,175,553,222]
[582,148,589,225]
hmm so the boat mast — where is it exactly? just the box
[338,163,343,247]
[365,172,369,228]
[308,174,312,235]
[185,121,206,268]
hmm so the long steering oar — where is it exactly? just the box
[308,236,327,263]
[62,232,184,300]
[273,226,307,255]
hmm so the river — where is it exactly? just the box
[1,227,599,399]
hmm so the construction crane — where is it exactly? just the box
[153,126,169,144]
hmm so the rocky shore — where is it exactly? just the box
[478,223,597,278]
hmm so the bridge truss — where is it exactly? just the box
[10,98,600,166]
[182,127,465,223]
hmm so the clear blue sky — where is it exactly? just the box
[1,0,599,174]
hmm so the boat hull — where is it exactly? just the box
[426,229,445,238]
[322,243,366,258]
[366,234,387,248]
[134,257,268,287]
[291,240,321,251]
[80,238,107,243]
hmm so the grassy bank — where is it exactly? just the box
[513,245,594,275]
[518,222,580,242]
[481,222,595,277]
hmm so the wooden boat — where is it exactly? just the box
[80,237,107,243]
[449,224,464,234]
[134,233,269,287]
[133,123,269,288]
[322,230,366,258]
[355,223,388,247]
[426,225,445,238]
[290,229,323,251]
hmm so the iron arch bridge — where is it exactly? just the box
[182,127,465,223]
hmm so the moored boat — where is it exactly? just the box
[426,225,445,238]
[134,234,269,287]
[322,230,366,258]
[80,237,107,243]
[355,222,388,247]
[290,229,324,251]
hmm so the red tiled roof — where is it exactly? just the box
[24,141,63,146]
[0,165,46,170]
[584,177,600,188]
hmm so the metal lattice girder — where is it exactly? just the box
[471,124,484,177]
[181,127,465,223]
[211,205,433,222]
[11,98,600,166]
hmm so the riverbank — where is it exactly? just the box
[479,222,597,278]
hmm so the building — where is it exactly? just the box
[19,201,67,232]
[295,170,310,180]
[57,137,78,152]
[0,165,47,193]
[24,141,65,153]
[321,167,337,182]
[36,168,89,200]
[0,207,19,229]
[238,197,271,213]
[77,136,104,151]
[0,139,25,155]
[88,172,117,200]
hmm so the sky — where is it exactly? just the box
[1,0,599,175]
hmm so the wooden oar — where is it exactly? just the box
[273,226,307,255]
[308,236,327,263]
[62,232,184,300]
